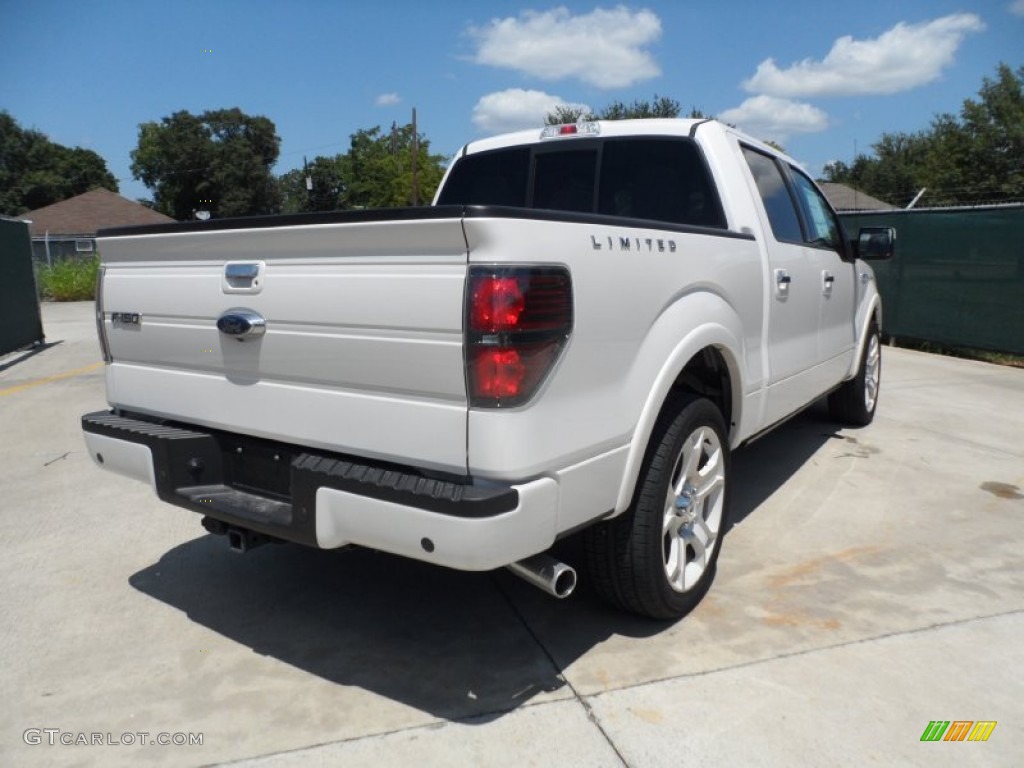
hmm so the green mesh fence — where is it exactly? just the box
[840,207,1024,355]
[0,217,45,355]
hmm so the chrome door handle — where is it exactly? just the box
[822,271,835,295]
[774,269,791,298]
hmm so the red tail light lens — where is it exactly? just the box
[470,277,524,333]
[471,348,525,398]
[466,267,572,407]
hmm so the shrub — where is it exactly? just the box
[37,255,99,301]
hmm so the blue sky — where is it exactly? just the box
[2,1,1021,204]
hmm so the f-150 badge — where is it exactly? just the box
[110,312,141,326]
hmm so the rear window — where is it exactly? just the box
[435,147,529,207]
[437,138,726,229]
[533,150,597,213]
[599,139,725,228]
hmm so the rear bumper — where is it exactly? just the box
[81,410,558,570]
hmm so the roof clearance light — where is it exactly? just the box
[539,121,601,139]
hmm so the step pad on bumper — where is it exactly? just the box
[82,410,519,548]
[177,484,292,527]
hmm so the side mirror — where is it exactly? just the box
[854,227,895,261]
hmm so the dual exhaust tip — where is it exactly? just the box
[204,517,577,600]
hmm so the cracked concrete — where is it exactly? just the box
[2,303,1021,767]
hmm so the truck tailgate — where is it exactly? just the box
[97,213,469,474]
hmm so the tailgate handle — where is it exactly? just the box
[223,261,264,294]
[225,263,259,280]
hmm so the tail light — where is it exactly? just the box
[466,266,572,407]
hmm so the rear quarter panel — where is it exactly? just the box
[463,215,763,529]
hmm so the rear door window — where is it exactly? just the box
[741,146,803,243]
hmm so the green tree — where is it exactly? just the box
[545,96,707,125]
[279,156,347,214]
[130,108,281,219]
[547,104,592,125]
[278,122,447,213]
[0,111,117,215]
[953,63,1024,202]
[343,123,447,208]
[824,63,1024,206]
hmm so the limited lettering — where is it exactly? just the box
[588,234,677,253]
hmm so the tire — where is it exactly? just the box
[829,321,881,426]
[584,394,730,620]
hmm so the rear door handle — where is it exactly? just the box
[822,271,835,295]
[774,269,791,298]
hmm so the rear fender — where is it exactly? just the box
[611,293,745,516]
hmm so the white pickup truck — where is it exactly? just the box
[82,118,893,619]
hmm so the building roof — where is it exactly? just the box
[22,189,175,237]
[818,182,895,212]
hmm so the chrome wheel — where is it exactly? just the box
[584,394,731,619]
[662,426,725,593]
[828,320,881,427]
[864,332,880,413]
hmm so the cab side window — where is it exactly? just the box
[741,146,803,243]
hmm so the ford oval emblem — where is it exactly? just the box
[217,309,266,340]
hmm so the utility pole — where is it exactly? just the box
[411,107,419,207]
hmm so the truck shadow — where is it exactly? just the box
[728,400,842,531]
[128,404,840,722]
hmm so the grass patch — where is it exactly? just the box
[37,255,99,301]
[889,337,1024,369]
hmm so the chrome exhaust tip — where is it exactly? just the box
[506,553,577,599]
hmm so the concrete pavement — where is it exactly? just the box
[1,302,1021,767]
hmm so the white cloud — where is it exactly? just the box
[743,13,985,97]
[719,96,829,142]
[468,7,661,89]
[1011,0,1024,16]
[375,93,400,106]
[472,89,591,134]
